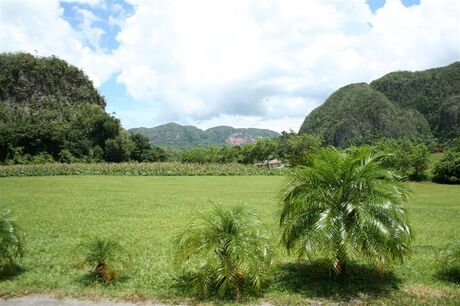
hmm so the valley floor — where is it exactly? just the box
[0,176,459,305]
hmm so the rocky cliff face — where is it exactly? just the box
[225,134,258,145]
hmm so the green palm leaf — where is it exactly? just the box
[0,209,24,268]
[280,148,412,275]
[174,205,272,299]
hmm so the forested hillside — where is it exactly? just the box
[299,62,460,146]
[129,123,280,149]
[0,53,163,164]
[0,52,105,107]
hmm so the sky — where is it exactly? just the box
[1,0,459,132]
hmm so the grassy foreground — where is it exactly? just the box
[0,176,459,305]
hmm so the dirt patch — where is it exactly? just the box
[403,285,447,299]
[0,295,175,306]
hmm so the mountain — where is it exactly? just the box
[299,62,460,146]
[0,52,105,108]
[129,123,280,149]
[0,52,124,163]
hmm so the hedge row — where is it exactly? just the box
[0,162,286,177]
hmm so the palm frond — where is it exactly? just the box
[0,209,24,267]
[82,237,129,284]
[174,205,272,299]
[279,148,412,275]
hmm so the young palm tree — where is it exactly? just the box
[280,148,412,276]
[82,237,129,284]
[174,205,271,299]
[0,209,24,268]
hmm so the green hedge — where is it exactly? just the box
[0,162,286,177]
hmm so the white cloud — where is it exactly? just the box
[1,0,459,132]
[0,0,118,86]
[75,8,105,52]
[112,0,459,130]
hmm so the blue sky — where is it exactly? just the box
[1,0,458,131]
[367,0,420,12]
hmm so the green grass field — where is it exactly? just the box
[0,176,459,305]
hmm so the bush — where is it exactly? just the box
[91,145,104,162]
[277,132,321,166]
[103,134,132,162]
[436,246,460,282]
[58,149,77,163]
[0,209,24,269]
[174,206,272,299]
[81,237,129,284]
[433,141,460,184]
[375,139,429,180]
[280,148,412,276]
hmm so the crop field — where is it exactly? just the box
[0,176,459,305]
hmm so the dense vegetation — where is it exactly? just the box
[299,62,460,146]
[432,139,460,184]
[174,132,320,166]
[346,138,430,181]
[0,53,166,165]
[0,52,105,107]
[370,62,460,140]
[129,123,279,149]
[0,162,285,177]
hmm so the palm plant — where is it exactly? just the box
[437,245,460,282]
[174,205,271,299]
[280,148,412,276]
[0,209,24,268]
[82,237,129,284]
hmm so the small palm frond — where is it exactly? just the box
[174,205,272,299]
[0,209,24,267]
[436,245,460,283]
[81,237,129,284]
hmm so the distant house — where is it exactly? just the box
[255,159,284,169]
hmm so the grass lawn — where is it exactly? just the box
[427,152,444,178]
[0,176,459,305]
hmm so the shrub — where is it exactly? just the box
[174,206,272,299]
[91,145,104,162]
[104,135,132,163]
[81,237,129,284]
[30,152,55,164]
[0,209,24,269]
[58,149,77,163]
[277,132,321,166]
[375,139,429,181]
[280,148,412,276]
[433,141,460,184]
[436,246,460,282]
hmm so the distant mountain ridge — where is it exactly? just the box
[129,123,280,149]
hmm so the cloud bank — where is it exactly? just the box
[1,0,459,131]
